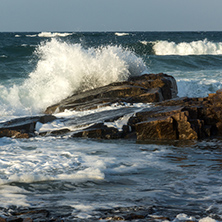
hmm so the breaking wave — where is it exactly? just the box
[152,39,222,55]
[0,39,147,115]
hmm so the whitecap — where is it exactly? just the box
[153,39,222,55]
[115,32,130,36]
[26,34,37,37]
[38,32,73,38]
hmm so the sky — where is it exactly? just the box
[0,0,222,32]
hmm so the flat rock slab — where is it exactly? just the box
[45,73,178,114]
[0,115,56,138]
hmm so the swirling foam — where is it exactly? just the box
[153,39,222,55]
[0,39,147,116]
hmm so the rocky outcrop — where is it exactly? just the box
[45,73,178,114]
[70,89,222,141]
[130,89,222,141]
[1,73,222,141]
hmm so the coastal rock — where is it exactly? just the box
[45,73,178,114]
[2,73,222,141]
[133,91,222,141]
[73,123,122,139]
[0,115,56,138]
[71,90,222,141]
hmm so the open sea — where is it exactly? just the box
[0,31,222,221]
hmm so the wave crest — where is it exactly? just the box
[0,39,147,115]
[153,39,222,55]
[115,32,130,36]
[26,32,73,38]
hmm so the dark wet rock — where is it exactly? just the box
[99,205,154,221]
[13,209,50,220]
[0,205,79,222]
[0,115,56,138]
[39,128,71,136]
[73,123,122,139]
[45,73,178,114]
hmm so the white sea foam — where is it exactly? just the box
[38,32,73,38]
[35,103,152,134]
[26,32,73,38]
[173,70,222,98]
[0,39,147,116]
[0,185,30,207]
[153,39,222,55]
[115,32,130,36]
[199,217,217,222]
[172,214,217,222]
[26,34,37,37]
[140,40,152,45]
[173,214,196,222]
[104,113,134,131]
[0,141,105,185]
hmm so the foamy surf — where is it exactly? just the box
[35,102,152,134]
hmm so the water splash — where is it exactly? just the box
[0,39,147,116]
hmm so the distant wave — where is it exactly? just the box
[139,40,154,45]
[26,32,73,38]
[153,39,222,55]
[115,32,130,37]
[26,34,37,37]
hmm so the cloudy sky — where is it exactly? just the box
[0,0,222,32]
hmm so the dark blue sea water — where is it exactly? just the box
[0,32,222,221]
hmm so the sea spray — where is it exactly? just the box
[0,39,147,116]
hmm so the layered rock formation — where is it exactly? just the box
[1,73,222,141]
[45,73,178,114]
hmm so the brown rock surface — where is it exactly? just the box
[132,89,222,141]
[45,73,178,114]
